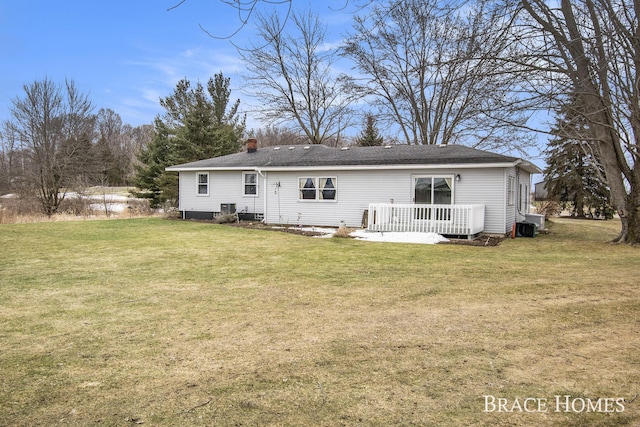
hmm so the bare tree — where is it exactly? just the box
[168,0,374,40]
[250,125,307,146]
[94,108,136,186]
[515,0,640,243]
[239,10,356,145]
[9,79,95,216]
[342,0,535,152]
[126,124,154,170]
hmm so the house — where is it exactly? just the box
[534,181,549,201]
[166,140,541,237]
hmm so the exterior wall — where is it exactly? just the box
[516,167,532,222]
[178,170,265,218]
[263,169,415,228]
[454,168,508,234]
[504,166,533,235]
[505,167,517,233]
[262,168,511,233]
[177,166,531,234]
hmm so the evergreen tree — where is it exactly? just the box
[134,73,245,207]
[356,114,384,146]
[544,97,612,218]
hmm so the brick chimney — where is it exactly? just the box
[247,138,258,153]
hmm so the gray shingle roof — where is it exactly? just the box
[167,144,537,171]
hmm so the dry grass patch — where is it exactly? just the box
[0,217,638,426]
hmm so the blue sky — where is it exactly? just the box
[0,0,545,175]
[0,0,353,129]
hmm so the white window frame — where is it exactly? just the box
[520,183,529,213]
[196,172,209,196]
[242,172,258,197]
[412,175,454,205]
[298,177,338,202]
[319,177,337,201]
[507,176,516,206]
[412,175,454,221]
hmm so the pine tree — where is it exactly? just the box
[544,97,612,218]
[134,73,245,207]
[356,114,384,146]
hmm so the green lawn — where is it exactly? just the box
[0,218,638,426]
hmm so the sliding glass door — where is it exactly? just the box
[413,176,453,220]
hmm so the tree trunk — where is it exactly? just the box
[521,0,640,243]
[561,0,637,243]
[620,183,640,244]
[595,129,637,243]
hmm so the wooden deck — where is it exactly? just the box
[366,203,485,237]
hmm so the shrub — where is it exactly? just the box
[124,199,154,217]
[0,196,42,222]
[333,224,351,238]
[537,200,562,219]
[59,196,92,216]
[0,207,16,224]
[216,213,238,224]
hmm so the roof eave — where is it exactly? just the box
[166,165,250,172]
[166,162,529,172]
[515,160,543,174]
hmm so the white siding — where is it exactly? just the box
[504,167,534,234]
[263,168,510,233]
[505,168,517,234]
[455,168,509,234]
[264,169,414,227]
[178,166,530,234]
[178,171,265,215]
[516,168,532,221]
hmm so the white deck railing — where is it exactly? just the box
[367,203,485,236]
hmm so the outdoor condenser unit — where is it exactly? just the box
[516,222,537,238]
[220,203,236,215]
[524,213,545,230]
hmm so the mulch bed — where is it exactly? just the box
[223,222,329,237]
[443,235,504,246]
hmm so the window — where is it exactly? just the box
[197,172,209,196]
[243,172,257,196]
[320,177,336,200]
[298,177,337,201]
[507,176,516,206]
[520,183,529,212]
[414,176,453,204]
[413,176,453,220]
[300,178,316,200]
